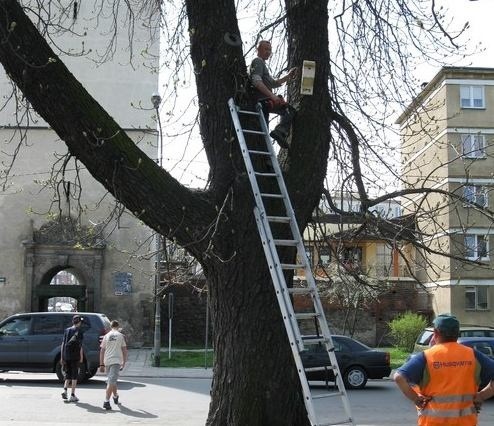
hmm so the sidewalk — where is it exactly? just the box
[120,347,213,379]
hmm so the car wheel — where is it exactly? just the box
[343,366,367,389]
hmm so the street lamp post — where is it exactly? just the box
[151,92,162,367]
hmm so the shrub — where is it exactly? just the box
[388,312,427,352]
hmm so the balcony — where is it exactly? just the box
[365,263,412,279]
[297,258,414,281]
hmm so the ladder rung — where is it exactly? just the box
[267,216,290,223]
[261,193,284,199]
[288,287,313,294]
[255,172,277,177]
[248,149,271,156]
[318,419,354,426]
[294,312,319,320]
[243,129,266,135]
[312,391,344,400]
[273,239,298,246]
[304,365,336,372]
[238,109,260,116]
[281,263,304,270]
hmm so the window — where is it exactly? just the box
[317,247,331,266]
[339,247,362,271]
[460,85,485,109]
[333,339,351,352]
[375,243,393,275]
[33,316,64,335]
[461,134,486,158]
[374,206,388,218]
[0,316,31,336]
[465,286,488,310]
[376,243,392,263]
[340,247,362,262]
[464,234,488,260]
[463,185,488,207]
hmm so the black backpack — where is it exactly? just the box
[66,330,81,356]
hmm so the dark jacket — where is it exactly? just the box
[62,326,83,361]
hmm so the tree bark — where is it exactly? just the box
[0,0,331,424]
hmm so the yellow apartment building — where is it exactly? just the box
[396,67,494,326]
[302,193,413,283]
[299,197,422,344]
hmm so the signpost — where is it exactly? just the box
[168,292,174,359]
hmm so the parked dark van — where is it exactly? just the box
[0,312,111,382]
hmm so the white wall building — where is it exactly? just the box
[0,2,160,343]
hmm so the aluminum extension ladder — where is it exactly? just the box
[228,98,355,426]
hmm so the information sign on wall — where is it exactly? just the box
[113,272,132,296]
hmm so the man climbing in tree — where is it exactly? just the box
[249,40,298,149]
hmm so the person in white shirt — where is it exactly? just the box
[99,320,127,410]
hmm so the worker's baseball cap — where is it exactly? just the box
[72,315,82,324]
[432,314,459,337]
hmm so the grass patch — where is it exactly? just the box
[381,346,411,369]
[158,350,214,368]
[156,346,411,370]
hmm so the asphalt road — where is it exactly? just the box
[312,379,494,425]
[0,372,210,425]
[1,373,494,425]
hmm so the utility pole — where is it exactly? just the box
[151,92,162,367]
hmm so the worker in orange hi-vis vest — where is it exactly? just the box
[394,314,494,426]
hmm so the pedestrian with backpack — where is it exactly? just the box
[60,315,84,403]
[99,320,127,410]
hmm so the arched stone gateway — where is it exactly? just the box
[22,217,105,313]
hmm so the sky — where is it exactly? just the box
[419,0,493,78]
[159,0,494,190]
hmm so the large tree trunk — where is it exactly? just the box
[184,2,331,423]
[206,228,309,425]
[0,0,331,424]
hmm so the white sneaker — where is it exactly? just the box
[65,395,79,403]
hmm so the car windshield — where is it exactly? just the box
[416,330,434,345]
